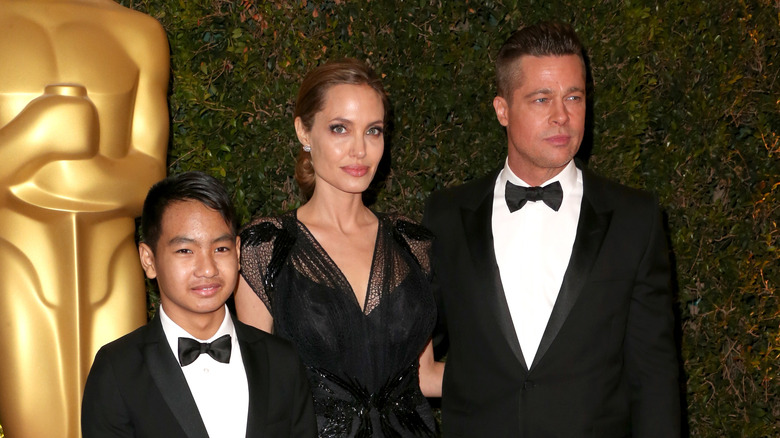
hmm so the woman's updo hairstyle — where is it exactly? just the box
[293,58,389,200]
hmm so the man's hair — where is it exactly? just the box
[140,171,237,252]
[495,21,585,97]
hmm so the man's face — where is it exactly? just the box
[493,54,586,185]
[138,200,239,328]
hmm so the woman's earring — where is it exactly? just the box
[303,144,311,152]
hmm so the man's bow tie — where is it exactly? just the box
[178,334,232,366]
[505,181,564,212]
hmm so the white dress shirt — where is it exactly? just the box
[159,305,250,438]
[492,160,583,366]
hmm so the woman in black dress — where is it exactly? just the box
[235,59,443,437]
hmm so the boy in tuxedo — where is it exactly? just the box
[82,171,316,437]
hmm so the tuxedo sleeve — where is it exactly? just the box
[625,203,681,437]
[422,194,449,360]
[81,348,134,438]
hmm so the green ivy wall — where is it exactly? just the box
[122,0,778,435]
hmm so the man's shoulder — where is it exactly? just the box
[427,170,500,207]
[95,323,150,357]
[582,166,658,211]
[87,322,152,380]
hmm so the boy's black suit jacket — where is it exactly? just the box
[82,314,317,437]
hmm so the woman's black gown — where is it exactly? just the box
[240,210,437,437]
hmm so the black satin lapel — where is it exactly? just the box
[238,325,269,437]
[531,197,612,370]
[144,317,209,438]
[461,193,527,371]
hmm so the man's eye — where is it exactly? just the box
[175,248,192,254]
[215,247,231,253]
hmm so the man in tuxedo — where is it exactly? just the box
[423,22,680,437]
[82,171,317,437]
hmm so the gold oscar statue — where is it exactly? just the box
[0,1,169,436]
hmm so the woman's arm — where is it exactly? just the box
[418,339,444,397]
[235,276,274,333]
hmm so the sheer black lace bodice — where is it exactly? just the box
[240,210,437,437]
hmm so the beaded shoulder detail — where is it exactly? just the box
[387,214,434,278]
[239,216,296,310]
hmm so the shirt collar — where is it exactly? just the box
[500,159,578,195]
[159,304,236,359]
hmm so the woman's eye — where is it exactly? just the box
[330,124,347,134]
[367,126,383,136]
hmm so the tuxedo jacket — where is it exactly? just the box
[422,164,680,438]
[81,314,317,438]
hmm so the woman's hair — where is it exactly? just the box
[293,58,389,200]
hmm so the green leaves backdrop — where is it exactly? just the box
[122,0,778,435]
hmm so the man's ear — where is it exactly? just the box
[294,117,310,148]
[138,242,158,279]
[493,96,510,127]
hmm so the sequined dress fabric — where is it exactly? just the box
[240,210,437,437]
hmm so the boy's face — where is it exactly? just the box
[138,200,239,327]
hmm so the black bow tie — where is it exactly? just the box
[505,181,564,212]
[178,334,232,366]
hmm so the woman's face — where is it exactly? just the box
[295,84,385,197]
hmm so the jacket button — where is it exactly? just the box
[523,380,535,390]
